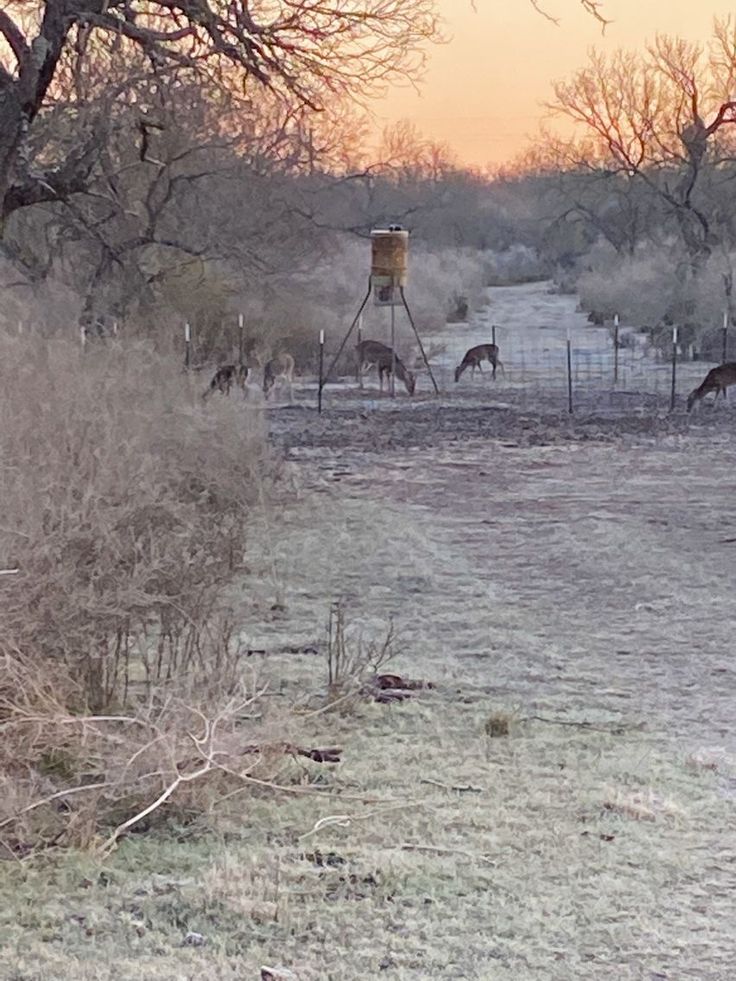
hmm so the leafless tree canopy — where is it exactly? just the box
[548,18,736,264]
[0,0,441,220]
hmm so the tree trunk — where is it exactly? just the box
[0,79,24,225]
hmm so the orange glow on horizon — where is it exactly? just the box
[371,0,736,168]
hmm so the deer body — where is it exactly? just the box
[686,363,736,411]
[454,343,501,383]
[356,339,416,396]
[202,363,249,400]
[263,353,295,400]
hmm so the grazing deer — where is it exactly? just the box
[686,362,736,411]
[263,353,295,400]
[202,363,249,400]
[454,343,502,383]
[356,339,416,396]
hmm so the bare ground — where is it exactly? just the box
[4,388,736,980]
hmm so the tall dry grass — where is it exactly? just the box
[0,333,288,851]
[0,333,268,706]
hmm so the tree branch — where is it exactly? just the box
[0,10,29,69]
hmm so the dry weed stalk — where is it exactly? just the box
[325,601,395,697]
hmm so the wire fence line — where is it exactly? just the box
[4,314,732,413]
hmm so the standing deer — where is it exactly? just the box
[356,339,416,396]
[263,353,295,401]
[686,362,736,411]
[202,363,249,400]
[454,343,502,383]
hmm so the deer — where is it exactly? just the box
[356,339,416,396]
[202,363,249,400]
[686,362,736,411]
[263,353,295,401]
[454,343,502,383]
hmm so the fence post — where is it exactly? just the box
[80,325,87,350]
[390,302,396,398]
[670,326,678,412]
[613,313,619,385]
[357,315,363,388]
[184,322,191,370]
[566,326,573,415]
[317,329,325,414]
[492,324,497,348]
[722,310,728,364]
[238,313,245,364]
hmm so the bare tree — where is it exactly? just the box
[0,0,443,222]
[549,19,736,268]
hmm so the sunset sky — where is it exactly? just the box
[373,0,736,167]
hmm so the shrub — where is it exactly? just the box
[577,243,736,358]
[483,245,546,286]
[0,333,301,851]
[577,246,683,328]
[0,333,268,711]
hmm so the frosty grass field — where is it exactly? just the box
[4,283,736,980]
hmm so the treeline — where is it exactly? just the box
[4,11,736,364]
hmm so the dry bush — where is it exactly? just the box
[0,667,311,853]
[324,602,395,703]
[0,333,321,851]
[577,246,684,329]
[577,243,736,357]
[483,245,545,286]
[484,711,512,739]
[0,259,83,334]
[0,332,269,708]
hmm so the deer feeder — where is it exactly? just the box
[319,223,438,400]
[371,227,408,306]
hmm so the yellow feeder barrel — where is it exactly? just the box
[371,227,408,305]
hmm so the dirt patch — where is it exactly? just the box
[268,386,734,453]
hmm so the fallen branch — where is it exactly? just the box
[371,673,433,691]
[100,759,215,855]
[0,781,112,832]
[420,778,483,794]
[299,801,423,841]
[399,843,495,866]
[241,742,342,764]
[521,715,645,734]
[361,673,433,703]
